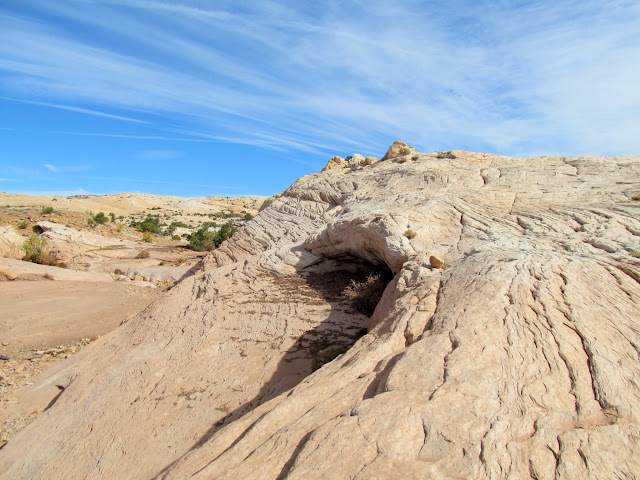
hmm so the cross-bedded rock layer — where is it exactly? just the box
[1,150,639,479]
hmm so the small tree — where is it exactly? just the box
[132,216,161,234]
[93,212,108,224]
[22,234,45,263]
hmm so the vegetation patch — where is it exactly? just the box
[92,212,108,225]
[187,220,236,251]
[404,229,417,239]
[311,346,348,372]
[131,215,162,234]
[22,234,66,268]
[343,273,388,316]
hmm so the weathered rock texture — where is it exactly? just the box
[1,150,640,479]
[0,226,25,260]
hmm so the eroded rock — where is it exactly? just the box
[1,151,640,479]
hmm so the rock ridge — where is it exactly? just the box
[1,148,639,479]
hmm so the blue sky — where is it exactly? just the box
[1,1,640,197]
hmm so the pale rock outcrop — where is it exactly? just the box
[1,149,640,479]
[0,258,113,282]
[0,226,26,260]
[380,140,415,160]
[322,154,379,171]
[322,155,346,171]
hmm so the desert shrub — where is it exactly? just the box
[404,229,417,239]
[135,250,150,259]
[22,234,45,262]
[87,218,96,227]
[41,206,54,214]
[116,224,122,233]
[168,221,190,233]
[343,273,387,316]
[311,347,348,372]
[17,220,28,229]
[21,234,66,267]
[172,235,180,241]
[109,212,116,222]
[93,212,108,224]
[244,213,253,221]
[187,220,236,251]
[142,231,153,243]
[131,215,161,234]
[37,251,67,268]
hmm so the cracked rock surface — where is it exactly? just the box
[1,150,639,479]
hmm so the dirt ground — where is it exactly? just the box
[0,280,164,445]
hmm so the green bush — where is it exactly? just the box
[41,206,54,214]
[22,234,45,263]
[311,347,348,372]
[187,220,236,251]
[93,212,108,224]
[109,212,116,222]
[131,215,161,234]
[244,213,254,221]
[17,220,29,229]
[172,234,180,241]
[167,221,190,233]
[142,231,153,243]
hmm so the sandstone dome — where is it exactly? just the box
[1,147,639,479]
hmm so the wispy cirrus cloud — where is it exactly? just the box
[0,96,148,123]
[43,163,91,173]
[1,0,639,156]
[133,149,185,161]
[22,188,92,197]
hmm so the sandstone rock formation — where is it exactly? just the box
[380,140,415,160]
[0,258,113,282]
[0,226,25,260]
[322,154,379,171]
[1,148,640,479]
[0,192,264,217]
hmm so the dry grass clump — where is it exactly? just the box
[343,273,387,316]
[135,250,150,259]
[404,229,417,239]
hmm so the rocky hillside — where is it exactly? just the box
[1,144,639,479]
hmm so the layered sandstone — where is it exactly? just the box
[1,148,639,479]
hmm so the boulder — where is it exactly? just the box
[381,140,416,160]
[0,226,26,260]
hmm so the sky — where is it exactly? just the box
[1,0,640,198]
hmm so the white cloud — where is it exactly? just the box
[42,163,91,173]
[0,96,148,123]
[1,0,639,156]
[133,149,185,160]
[23,188,91,197]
